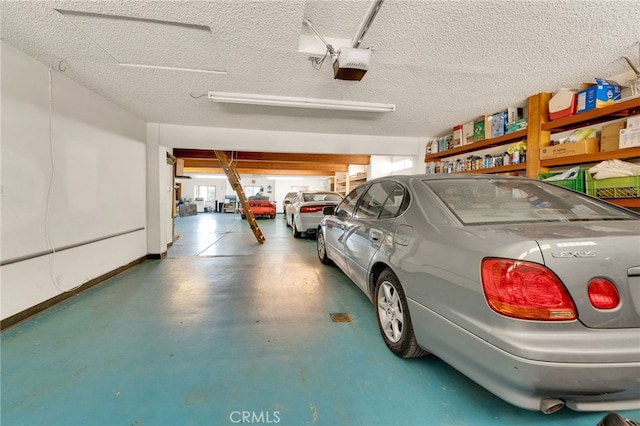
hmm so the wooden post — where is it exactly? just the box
[526,92,551,178]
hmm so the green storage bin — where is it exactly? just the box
[539,169,586,193]
[586,173,640,198]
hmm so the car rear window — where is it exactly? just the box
[303,193,343,202]
[423,178,639,225]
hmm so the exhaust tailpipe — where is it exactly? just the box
[540,399,565,414]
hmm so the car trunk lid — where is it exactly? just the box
[512,221,640,328]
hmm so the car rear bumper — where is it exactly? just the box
[407,299,640,412]
[295,214,323,233]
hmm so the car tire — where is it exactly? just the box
[375,269,428,359]
[292,219,302,238]
[316,228,333,265]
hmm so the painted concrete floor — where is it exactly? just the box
[2,212,639,426]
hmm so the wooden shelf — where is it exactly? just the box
[540,147,640,167]
[425,92,640,205]
[425,129,527,161]
[603,198,640,208]
[455,163,527,174]
[541,97,640,133]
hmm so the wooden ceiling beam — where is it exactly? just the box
[173,149,370,165]
[183,159,348,172]
[183,167,335,176]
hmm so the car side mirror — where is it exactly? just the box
[323,206,335,215]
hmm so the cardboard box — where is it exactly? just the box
[491,112,507,138]
[601,136,621,152]
[507,107,524,123]
[473,117,486,142]
[620,128,640,149]
[484,115,492,139]
[452,124,463,147]
[600,120,626,152]
[627,115,640,130]
[506,118,528,134]
[576,78,622,113]
[462,121,474,145]
[540,138,600,159]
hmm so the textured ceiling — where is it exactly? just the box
[2,0,640,141]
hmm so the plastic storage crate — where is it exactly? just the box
[538,169,586,193]
[586,173,640,198]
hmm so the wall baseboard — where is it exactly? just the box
[1,255,152,331]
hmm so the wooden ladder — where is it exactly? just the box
[214,150,265,244]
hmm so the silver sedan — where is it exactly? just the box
[316,174,640,414]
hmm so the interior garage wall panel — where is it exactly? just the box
[0,41,147,321]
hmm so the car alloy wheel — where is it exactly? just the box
[375,269,428,358]
[378,280,404,343]
[292,218,301,238]
[316,229,332,264]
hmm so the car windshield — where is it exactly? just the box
[423,178,639,225]
[302,193,342,202]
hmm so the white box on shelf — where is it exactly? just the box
[619,127,640,149]
[626,115,640,129]
[462,121,474,145]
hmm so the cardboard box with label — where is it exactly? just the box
[540,138,600,159]
[473,117,486,142]
[506,118,528,134]
[491,112,507,138]
[576,78,622,113]
[452,124,463,147]
[462,121,474,145]
[627,115,640,130]
[619,128,640,149]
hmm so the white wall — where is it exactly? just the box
[178,174,331,214]
[0,41,148,320]
[146,124,173,256]
[159,123,422,156]
[270,176,330,213]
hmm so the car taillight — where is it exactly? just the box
[300,206,324,213]
[480,258,577,321]
[587,279,619,310]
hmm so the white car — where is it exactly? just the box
[285,191,343,238]
[282,191,297,215]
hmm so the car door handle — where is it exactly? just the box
[369,230,382,242]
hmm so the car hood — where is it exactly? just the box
[479,221,640,329]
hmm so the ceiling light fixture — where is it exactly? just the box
[207,91,395,112]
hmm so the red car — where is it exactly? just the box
[240,198,276,219]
